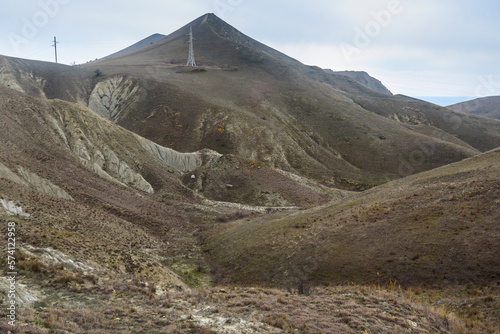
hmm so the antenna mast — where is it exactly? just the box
[52,36,58,63]
[186,27,196,67]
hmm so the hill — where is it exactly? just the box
[205,148,500,287]
[0,84,205,289]
[0,54,93,104]
[0,82,332,291]
[1,14,499,192]
[0,83,474,334]
[0,12,499,333]
[79,13,499,190]
[448,96,500,120]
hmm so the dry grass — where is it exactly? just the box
[1,16,500,334]
[205,149,500,289]
[1,283,482,334]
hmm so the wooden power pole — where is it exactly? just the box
[52,36,58,63]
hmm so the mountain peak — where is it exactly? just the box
[201,13,259,48]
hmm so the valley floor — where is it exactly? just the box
[1,267,499,334]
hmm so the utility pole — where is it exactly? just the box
[186,27,196,67]
[52,36,58,63]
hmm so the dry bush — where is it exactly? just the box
[286,276,316,296]
[210,264,226,285]
[195,258,206,272]
[54,269,85,285]
[265,313,287,329]
[82,274,98,285]
[19,257,45,274]
[146,283,157,299]
[189,327,218,334]
[216,210,252,223]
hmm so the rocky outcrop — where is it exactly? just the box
[88,76,140,122]
[0,161,28,186]
[23,245,95,273]
[0,161,72,201]
[0,198,30,216]
[46,105,154,194]
[74,139,154,194]
[141,139,221,173]
[0,277,39,307]
[0,65,26,94]
[0,56,47,98]
[389,108,431,125]
[17,167,73,200]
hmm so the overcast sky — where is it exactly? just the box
[1,0,499,103]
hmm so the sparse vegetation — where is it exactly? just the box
[0,13,499,334]
[2,284,484,333]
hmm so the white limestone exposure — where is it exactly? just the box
[0,198,30,217]
[141,139,222,173]
[88,76,140,122]
[17,167,73,200]
[0,161,72,201]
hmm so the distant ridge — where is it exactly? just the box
[103,33,166,59]
[416,96,474,106]
[331,70,392,95]
[448,96,500,120]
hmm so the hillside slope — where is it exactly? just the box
[80,13,499,189]
[448,96,500,120]
[0,55,93,104]
[0,85,210,289]
[1,14,499,191]
[330,70,392,95]
[0,84,333,295]
[205,148,500,288]
[0,87,475,334]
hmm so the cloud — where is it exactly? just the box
[0,0,498,97]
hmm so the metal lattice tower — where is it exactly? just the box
[186,27,196,67]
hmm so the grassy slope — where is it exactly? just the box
[204,148,500,288]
